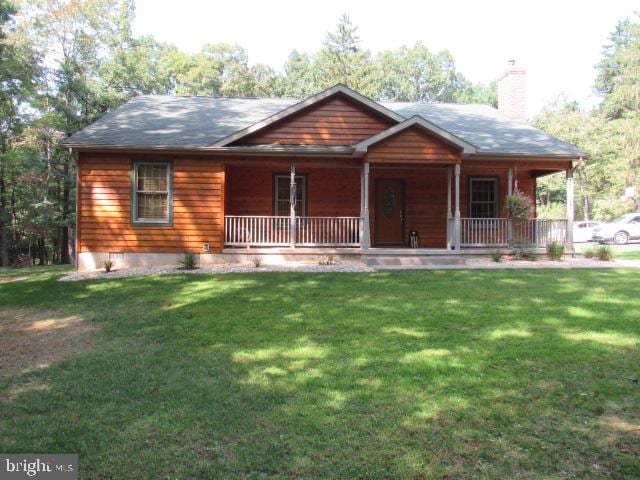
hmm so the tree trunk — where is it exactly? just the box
[38,236,47,265]
[60,155,71,263]
[577,161,590,222]
[0,136,10,266]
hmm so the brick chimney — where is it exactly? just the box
[498,60,527,122]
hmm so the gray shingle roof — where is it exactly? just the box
[382,102,586,156]
[66,96,298,148]
[64,94,586,157]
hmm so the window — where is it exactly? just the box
[273,174,307,217]
[469,177,499,218]
[132,161,172,225]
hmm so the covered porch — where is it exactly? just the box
[222,158,573,252]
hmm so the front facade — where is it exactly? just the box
[66,85,586,271]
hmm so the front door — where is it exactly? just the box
[374,178,405,246]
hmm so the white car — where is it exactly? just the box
[592,213,640,245]
[573,221,602,243]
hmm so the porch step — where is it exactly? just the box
[365,255,466,267]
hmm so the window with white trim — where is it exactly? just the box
[469,177,499,218]
[273,174,306,217]
[133,162,172,224]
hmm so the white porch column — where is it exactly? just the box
[454,163,461,251]
[508,167,513,196]
[566,167,574,250]
[446,166,452,249]
[289,163,296,248]
[361,162,371,249]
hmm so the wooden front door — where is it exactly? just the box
[374,178,405,246]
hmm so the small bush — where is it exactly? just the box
[583,247,595,259]
[514,248,538,261]
[180,252,198,270]
[506,191,533,222]
[319,255,336,265]
[252,257,263,268]
[104,259,113,273]
[596,245,614,261]
[547,241,565,261]
[491,250,504,262]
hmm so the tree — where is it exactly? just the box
[595,17,640,119]
[0,0,38,265]
[535,13,640,222]
[315,14,375,96]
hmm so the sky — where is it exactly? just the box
[132,0,638,117]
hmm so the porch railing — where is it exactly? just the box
[224,215,361,247]
[459,218,568,248]
[296,217,361,246]
[224,216,290,246]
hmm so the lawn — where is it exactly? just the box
[575,243,640,260]
[0,268,638,479]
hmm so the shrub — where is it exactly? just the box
[596,245,614,261]
[104,259,113,273]
[252,257,263,268]
[506,191,533,223]
[547,241,565,261]
[513,248,537,261]
[179,252,198,270]
[583,247,595,259]
[491,250,504,262]
[319,255,336,265]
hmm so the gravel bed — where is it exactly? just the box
[59,257,640,281]
[59,262,374,281]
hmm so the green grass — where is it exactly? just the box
[576,244,640,260]
[1,267,639,479]
[616,249,640,260]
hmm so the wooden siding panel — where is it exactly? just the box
[368,168,449,248]
[366,127,462,164]
[240,96,394,145]
[459,161,541,218]
[226,165,361,217]
[78,153,224,253]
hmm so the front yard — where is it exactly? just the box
[0,267,638,479]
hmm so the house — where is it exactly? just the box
[64,63,587,271]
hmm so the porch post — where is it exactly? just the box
[454,163,461,251]
[507,167,514,245]
[290,163,296,248]
[446,166,452,249]
[566,167,574,250]
[362,161,371,249]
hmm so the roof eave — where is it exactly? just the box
[65,144,356,157]
[464,151,589,160]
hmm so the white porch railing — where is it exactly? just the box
[296,217,361,246]
[224,216,290,246]
[459,218,568,248]
[225,215,361,247]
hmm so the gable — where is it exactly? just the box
[365,126,461,164]
[236,94,395,146]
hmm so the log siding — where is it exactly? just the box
[365,126,461,164]
[78,153,224,253]
[240,95,394,145]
